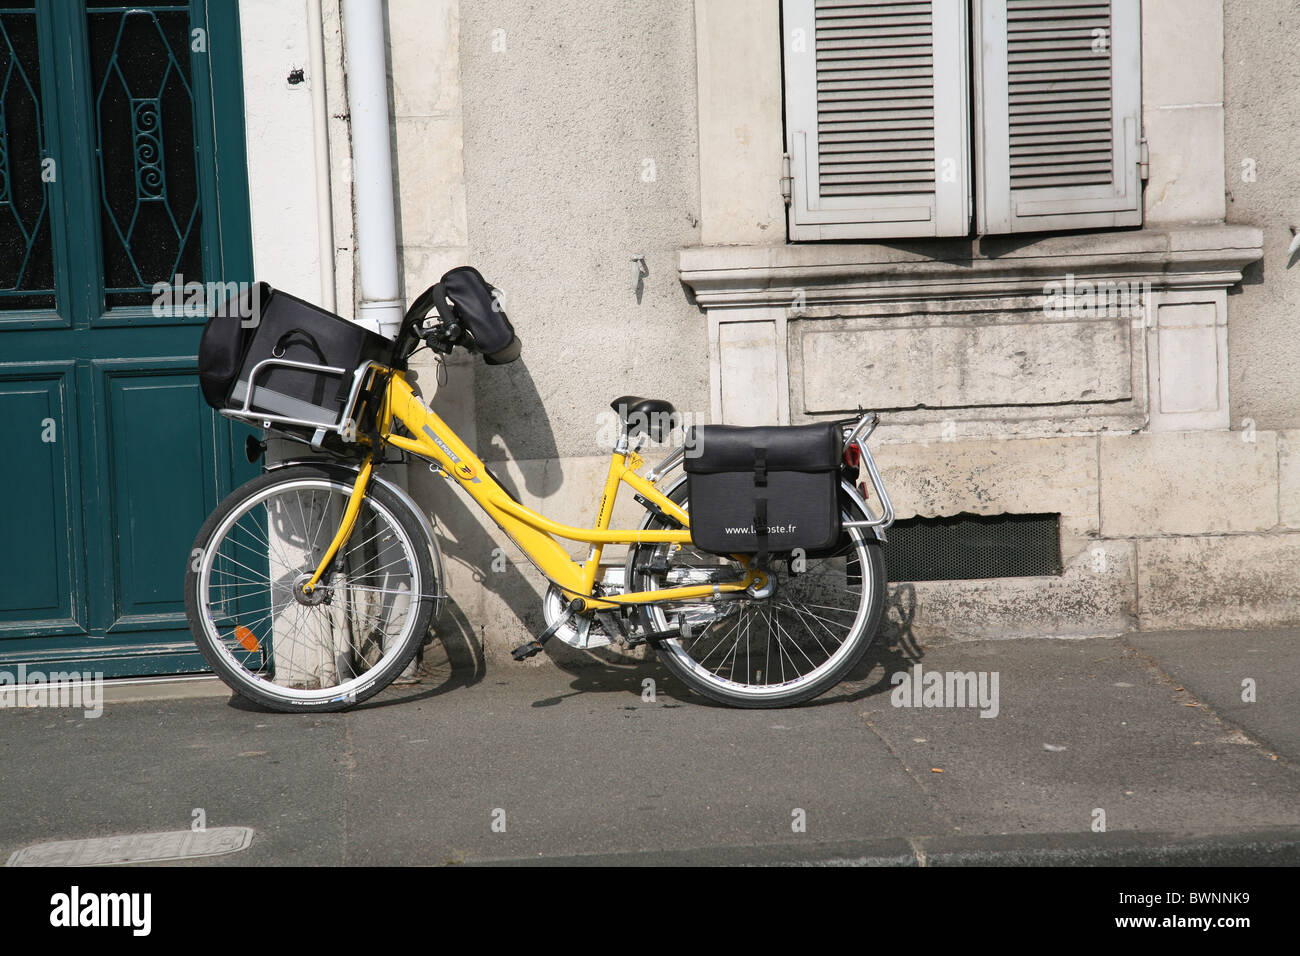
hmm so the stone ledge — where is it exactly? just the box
[1137,533,1300,630]
[882,539,1136,641]
[876,436,1099,548]
[1100,430,1279,537]
[679,225,1263,307]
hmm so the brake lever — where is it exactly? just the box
[423,323,463,355]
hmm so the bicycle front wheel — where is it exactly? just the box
[184,464,436,712]
[629,477,887,708]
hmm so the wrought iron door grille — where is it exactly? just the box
[87,0,201,307]
[0,2,54,308]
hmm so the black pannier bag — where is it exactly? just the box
[684,422,842,556]
[198,282,396,428]
[432,266,521,365]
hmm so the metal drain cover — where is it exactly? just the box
[6,827,254,866]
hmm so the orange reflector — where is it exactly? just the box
[234,626,259,652]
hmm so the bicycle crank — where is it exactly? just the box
[538,583,617,650]
[512,596,586,660]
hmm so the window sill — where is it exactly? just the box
[678,225,1263,437]
[678,225,1263,308]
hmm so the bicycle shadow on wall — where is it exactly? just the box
[841,581,925,700]
[404,354,566,670]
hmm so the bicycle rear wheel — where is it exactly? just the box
[628,477,886,708]
[184,464,436,712]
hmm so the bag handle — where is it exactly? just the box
[272,328,327,363]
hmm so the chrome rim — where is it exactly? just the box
[196,478,423,702]
[636,499,874,699]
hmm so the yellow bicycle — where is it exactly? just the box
[185,273,894,712]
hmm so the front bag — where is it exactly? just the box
[198,282,396,428]
[684,422,842,556]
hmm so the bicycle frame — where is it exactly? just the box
[301,370,762,610]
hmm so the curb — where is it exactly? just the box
[463,828,1300,867]
[99,676,231,704]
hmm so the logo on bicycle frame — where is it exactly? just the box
[422,425,482,484]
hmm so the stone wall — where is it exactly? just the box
[1223,0,1300,430]
[305,0,1299,660]
[675,0,1296,641]
[377,0,707,662]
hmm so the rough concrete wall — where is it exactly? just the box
[458,0,708,463]
[386,0,470,296]
[1223,0,1300,430]
[384,0,471,427]
[377,1,707,663]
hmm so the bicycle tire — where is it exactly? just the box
[184,463,436,712]
[629,477,887,708]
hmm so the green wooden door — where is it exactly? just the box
[0,0,257,676]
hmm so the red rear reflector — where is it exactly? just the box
[234,626,259,652]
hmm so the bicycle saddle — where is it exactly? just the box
[611,396,677,441]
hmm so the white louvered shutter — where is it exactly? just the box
[783,0,971,239]
[974,0,1142,233]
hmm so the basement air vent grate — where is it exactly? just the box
[884,513,1063,583]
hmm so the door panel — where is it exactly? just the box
[0,1,64,329]
[86,0,204,313]
[0,368,81,632]
[0,1,256,677]
[100,365,219,628]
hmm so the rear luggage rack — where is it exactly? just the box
[840,411,894,531]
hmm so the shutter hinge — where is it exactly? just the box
[780,152,793,206]
[1138,135,1149,181]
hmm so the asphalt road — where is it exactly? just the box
[1,630,1298,865]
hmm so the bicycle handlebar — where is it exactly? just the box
[393,282,467,364]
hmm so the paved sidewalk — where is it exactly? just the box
[1,630,1297,865]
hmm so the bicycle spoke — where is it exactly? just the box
[636,503,876,699]
[777,600,835,661]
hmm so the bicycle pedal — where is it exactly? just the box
[511,640,545,661]
[627,621,689,648]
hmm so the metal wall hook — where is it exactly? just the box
[632,254,648,303]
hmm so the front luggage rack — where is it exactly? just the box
[220,358,387,450]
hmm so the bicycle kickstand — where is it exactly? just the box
[512,597,585,661]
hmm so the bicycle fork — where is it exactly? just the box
[299,455,376,597]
